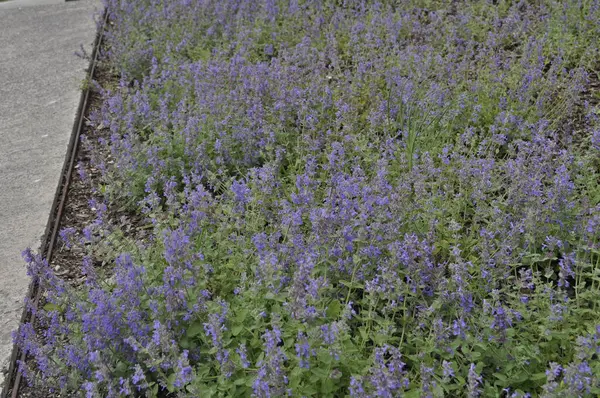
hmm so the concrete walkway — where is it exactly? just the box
[0,0,99,387]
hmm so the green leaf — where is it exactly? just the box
[475,362,484,373]
[290,366,304,384]
[264,292,285,302]
[187,321,204,338]
[359,326,369,342]
[511,372,530,384]
[256,351,265,365]
[115,361,128,374]
[321,378,336,394]
[404,389,421,398]
[309,374,320,384]
[300,384,318,395]
[234,377,246,385]
[531,372,547,381]
[232,325,244,336]
[374,333,388,345]
[311,366,329,379]
[318,350,333,365]
[180,335,190,349]
[167,372,177,392]
[235,308,248,323]
[340,280,364,289]
[326,300,342,319]
[43,303,59,312]
[148,383,159,398]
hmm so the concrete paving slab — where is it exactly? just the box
[0,0,66,10]
[0,0,99,387]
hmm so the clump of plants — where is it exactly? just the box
[15,0,600,397]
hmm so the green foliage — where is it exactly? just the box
[18,0,600,397]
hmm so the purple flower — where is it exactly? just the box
[131,364,146,386]
[591,129,600,151]
[563,361,592,394]
[174,350,193,387]
[231,179,251,204]
[236,344,250,369]
[59,227,78,249]
[253,327,289,397]
[442,360,454,381]
[295,332,313,369]
[467,364,482,398]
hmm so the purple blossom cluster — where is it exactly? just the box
[15,0,600,396]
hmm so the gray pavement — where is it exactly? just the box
[0,0,99,387]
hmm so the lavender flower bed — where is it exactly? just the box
[15,0,600,397]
